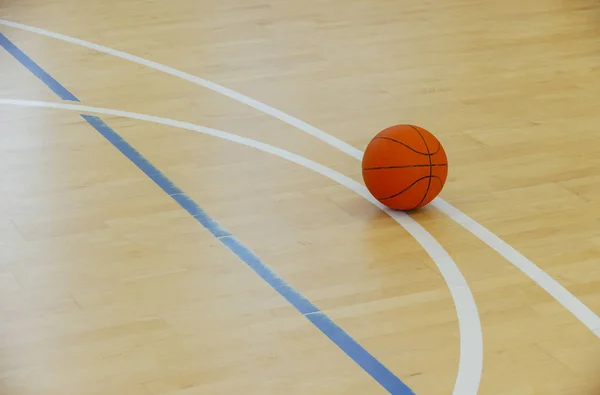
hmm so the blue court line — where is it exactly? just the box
[1,32,415,395]
[0,32,80,102]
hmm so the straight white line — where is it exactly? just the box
[3,18,596,341]
[0,98,483,395]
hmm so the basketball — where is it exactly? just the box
[362,124,448,211]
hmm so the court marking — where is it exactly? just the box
[0,38,414,395]
[2,19,596,342]
[0,23,484,393]
[85,114,412,394]
[0,33,78,101]
[0,97,483,395]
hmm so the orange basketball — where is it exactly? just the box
[362,124,448,211]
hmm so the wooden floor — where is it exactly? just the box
[1,1,600,394]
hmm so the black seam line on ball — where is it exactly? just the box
[378,175,443,201]
[372,136,442,156]
[411,126,433,209]
[363,163,447,171]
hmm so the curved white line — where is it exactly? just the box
[0,19,362,159]
[436,199,600,334]
[3,18,596,342]
[0,98,483,395]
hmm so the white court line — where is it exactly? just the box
[3,18,596,340]
[0,98,483,395]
